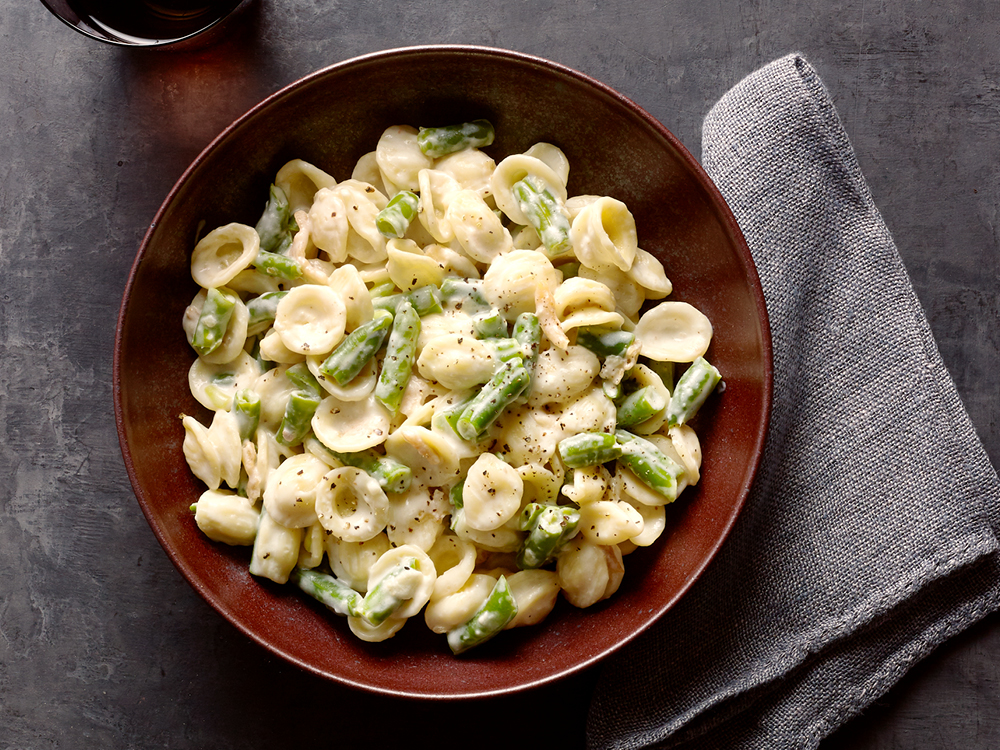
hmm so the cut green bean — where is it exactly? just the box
[319,310,393,385]
[254,249,302,281]
[616,385,668,427]
[511,176,572,259]
[277,390,321,447]
[446,575,518,655]
[473,308,508,339]
[290,567,364,618]
[455,359,531,441]
[191,287,238,357]
[285,361,322,398]
[372,285,443,317]
[376,190,420,238]
[255,184,292,253]
[440,277,491,313]
[232,388,261,441]
[576,327,635,359]
[375,299,420,413]
[246,291,287,332]
[615,430,685,502]
[516,503,581,569]
[361,557,422,626]
[666,357,722,428]
[417,119,495,158]
[512,312,541,387]
[557,431,623,468]
[306,437,413,495]
[486,337,524,363]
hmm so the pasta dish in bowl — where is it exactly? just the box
[114,45,772,698]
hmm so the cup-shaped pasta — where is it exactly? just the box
[415,310,477,356]
[427,534,477,601]
[668,424,702,485]
[249,508,303,584]
[386,485,449,552]
[273,284,347,356]
[208,409,242,488]
[452,511,524,553]
[560,464,612,505]
[308,188,350,263]
[315,466,389,542]
[298,521,326,569]
[523,142,570,186]
[311,394,391,453]
[565,194,601,221]
[182,416,223,490]
[417,333,498,390]
[445,189,513,264]
[526,345,601,406]
[275,159,338,214]
[490,403,562,467]
[569,197,638,273]
[578,500,644,545]
[366,544,437,620]
[384,424,463,488]
[424,573,496,633]
[251,366,298,431]
[262,452,330,528]
[482,249,561,321]
[434,149,496,200]
[327,533,391,593]
[331,180,389,264]
[628,248,672,299]
[386,238,448,291]
[190,223,260,289]
[193,489,260,546]
[416,168,462,243]
[557,538,624,608]
[503,569,561,628]
[633,301,713,363]
[620,498,666,547]
[578,264,645,321]
[182,289,251,366]
[621,364,671,435]
[461,453,524,531]
[188,351,260,411]
[348,613,407,642]
[376,125,433,192]
[351,151,389,195]
[327,263,374,332]
[552,276,624,334]
[490,154,568,226]
[517,463,563,506]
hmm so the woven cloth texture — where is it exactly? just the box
[586,53,1000,750]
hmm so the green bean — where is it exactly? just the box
[372,285,443,317]
[576,327,635,359]
[616,385,668,427]
[305,437,413,495]
[376,190,420,238]
[473,308,508,339]
[290,567,364,618]
[191,287,238,357]
[557,432,623,468]
[375,299,420,413]
[511,176,572,259]
[516,503,581,569]
[417,119,495,158]
[255,184,292,253]
[446,575,518,655]
[246,291,287,332]
[319,310,393,385]
[361,557,422,626]
[486,337,524,363]
[439,277,491,314]
[254,249,302,281]
[666,357,722,428]
[276,390,321,447]
[285,361,323,398]
[512,312,541,387]
[232,388,261,441]
[455,359,531,441]
[615,430,685,502]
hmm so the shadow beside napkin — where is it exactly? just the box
[586,53,1000,749]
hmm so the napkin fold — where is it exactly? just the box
[586,53,1000,749]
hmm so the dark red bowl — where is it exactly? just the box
[114,45,772,699]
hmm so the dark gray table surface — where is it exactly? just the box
[3,1,998,747]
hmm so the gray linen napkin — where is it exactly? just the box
[586,53,1000,749]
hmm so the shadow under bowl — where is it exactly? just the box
[113,44,772,699]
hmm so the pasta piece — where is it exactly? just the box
[503,569,561,628]
[273,284,347,356]
[308,187,350,263]
[461,453,524,531]
[348,613,406,642]
[190,223,260,289]
[424,573,496,633]
[578,500,644,545]
[366,544,437,619]
[557,538,624,607]
[384,424,463,488]
[249,508,303,584]
[628,247,672,299]
[427,534,477,601]
[327,533,392,593]
[188,351,260,411]
[182,416,222,490]
[262,452,329,528]
[523,142,570,186]
[633,301,713,362]
[560,465,612,505]
[193,489,259,546]
[327,263,374,331]
[331,180,389,264]
[490,154,568,226]
[386,238,448,290]
[552,276,623,333]
[311,394,391,452]
[416,333,497,390]
[579,263,645,320]
[668,424,702,485]
[434,148,496,200]
[297,521,326,569]
[527,345,601,406]
[258,328,306,364]
[386,485,449,551]
[307,355,378,401]
[482,249,561,321]
[314,466,389,542]
[620,499,666,547]
[417,168,463,243]
[275,159,338,213]
[445,189,513,264]
[452,511,523,553]
[569,197,638,273]
[375,125,433,192]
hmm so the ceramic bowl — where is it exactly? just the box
[114,45,772,698]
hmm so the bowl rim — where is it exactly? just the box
[113,43,773,698]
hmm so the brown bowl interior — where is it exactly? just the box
[114,46,772,699]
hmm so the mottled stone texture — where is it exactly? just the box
[1,1,998,748]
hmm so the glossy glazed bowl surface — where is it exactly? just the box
[114,45,772,699]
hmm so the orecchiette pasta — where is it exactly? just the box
[180,119,723,655]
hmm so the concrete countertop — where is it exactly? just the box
[3,0,998,746]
